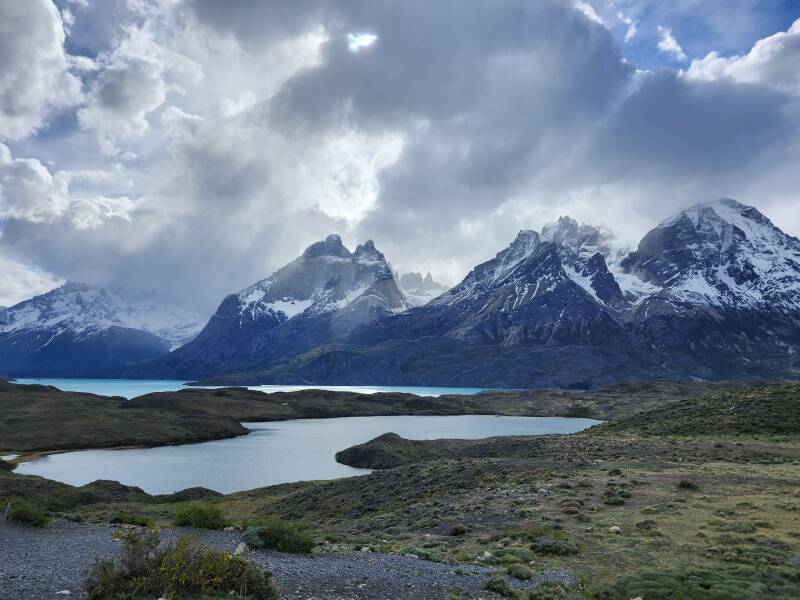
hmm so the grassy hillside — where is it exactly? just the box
[590,383,800,436]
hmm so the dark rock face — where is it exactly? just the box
[202,200,800,388]
[132,235,409,379]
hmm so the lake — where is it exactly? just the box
[13,378,493,399]
[15,415,599,494]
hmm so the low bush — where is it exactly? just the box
[525,581,571,599]
[483,575,515,597]
[111,511,154,528]
[4,497,49,527]
[495,547,536,563]
[449,523,469,536]
[677,479,699,491]
[531,538,579,556]
[241,518,314,554]
[85,528,277,600]
[399,546,446,563]
[173,502,227,530]
[507,563,533,580]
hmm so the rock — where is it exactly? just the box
[608,526,622,535]
[223,526,236,532]
[482,550,494,558]
[55,592,71,596]
[360,546,371,552]
[537,488,550,495]
[233,542,249,556]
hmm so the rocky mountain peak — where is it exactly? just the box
[302,234,351,259]
[398,271,449,306]
[623,198,800,309]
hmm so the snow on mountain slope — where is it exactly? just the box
[398,272,449,306]
[623,199,800,310]
[0,282,204,350]
[232,235,407,324]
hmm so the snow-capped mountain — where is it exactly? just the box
[624,199,800,310]
[397,272,449,306]
[211,199,800,388]
[0,283,204,377]
[132,235,409,379]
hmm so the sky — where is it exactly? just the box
[1,0,799,312]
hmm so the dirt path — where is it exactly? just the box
[0,520,577,599]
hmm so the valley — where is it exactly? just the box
[1,380,798,598]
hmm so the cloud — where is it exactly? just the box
[0,144,70,222]
[0,0,82,140]
[685,18,800,95]
[617,12,638,43]
[0,254,62,307]
[1,0,799,310]
[574,1,605,26]
[0,143,134,229]
[657,26,688,61]
[77,23,201,153]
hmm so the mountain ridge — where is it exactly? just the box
[196,198,800,388]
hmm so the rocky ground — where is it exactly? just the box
[0,519,576,599]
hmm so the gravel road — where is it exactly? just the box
[0,520,577,599]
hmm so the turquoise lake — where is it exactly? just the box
[13,378,492,399]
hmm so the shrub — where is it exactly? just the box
[111,511,155,528]
[532,538,579,556]
[399,546,446,563]
[449,523,469,536]
[4,497,49,527]
[507,564,533,580]
[525,581,571,599]
[173,502,227,530]
[242,518,314,554]
[483,575,515,597]
[85,528,277,600]
[677,479,699,491]
[495,547,536,563]
[603,495,625,506]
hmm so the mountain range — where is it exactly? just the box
[0,283,203,377]
[2,199,799,387]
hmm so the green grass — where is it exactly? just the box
[594,565,800,600]
[173,502,227,530]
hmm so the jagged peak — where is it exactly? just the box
[354,239,378,255]
[302,234,351,258]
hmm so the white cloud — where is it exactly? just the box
[0,0,83,140]
[685,18,800,95]
[617,12,638,43]
[657,26,688,61]
[0,144,70,222]
[0,143,134,229]
[574,1,605,26]
[347,32,378,53]
[77,23,201,153]
[0,255,61,308]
